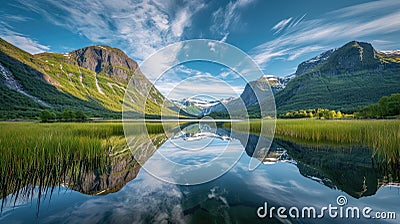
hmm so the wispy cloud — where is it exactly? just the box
[15,0,205,60]
[210,0,256,41]
[271,17,292,35]
[155,67,243,99]
[159,76,243,99]
[0,23,49,54]
[252,0,400,68]
[220,33,229,42]
[288,13,307,29]
[216,69,240,79]
[1,14,31,22]
[171,3,204,38]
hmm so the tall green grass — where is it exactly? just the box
[0,121,174,209]
[227,119,400,164]
[0,122,126,209]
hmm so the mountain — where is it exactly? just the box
[295,49,335,76]
[0,38,179,119]
[258,75,294,94]
[209,40,400,118]
[275,41,400,113]
[208,75,275,118]
[172,97,235,117]
[258,50,335,96]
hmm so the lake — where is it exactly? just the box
[0,122,399,223]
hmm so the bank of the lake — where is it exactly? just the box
[227,119,400,164]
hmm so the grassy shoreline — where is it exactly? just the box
[0,119,399,204]
[227,119,400,163]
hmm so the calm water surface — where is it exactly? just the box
[1,123,399,223]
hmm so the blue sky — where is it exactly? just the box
[1,0,400,99]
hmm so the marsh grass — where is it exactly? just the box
[227,119,400,164]
[0,122,127,210]
[0,121,175,212]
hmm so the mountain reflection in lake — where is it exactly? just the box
[0,122,399,223]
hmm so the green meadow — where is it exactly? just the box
[0,122,125,202]
[1,119,399,205]
[0,121,180,204]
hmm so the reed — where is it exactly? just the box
[0,121,170,212]
[226,119,400,164]
[0,122,125,209]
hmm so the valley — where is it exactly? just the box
[1,38,399,120]
[1,1,400,223]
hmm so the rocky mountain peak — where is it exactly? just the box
[320,41,381,73]
[69,46,138,84]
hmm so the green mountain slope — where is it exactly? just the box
[0,38,179,119]
[208,76,276,118]
[275,41,400,113]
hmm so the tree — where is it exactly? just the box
[62,109,75,121]
[356,93,400,118]
[336,111,343,118]
[328,110,337,119]
[377,96,389,117]
[39,110,56,122]
[75,110,87,121]
[317,108,328,119]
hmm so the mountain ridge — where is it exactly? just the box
[208,40,400,118]
[0,38,179,119]
[275,40,400,113]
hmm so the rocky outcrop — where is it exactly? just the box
[240,78,271,107]
[70,153,142,195]
[70,46,138,84]
[319,41,382,74]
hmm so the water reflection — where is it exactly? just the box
[274,138,400,198]
[1,122,399,223]
[0,126,170,211]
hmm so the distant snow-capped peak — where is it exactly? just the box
[379,50,400,55]
[172,97,233,109]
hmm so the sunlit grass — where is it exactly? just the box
[227,119,400,164]
[0,122,127,202]
[0,121,176,212]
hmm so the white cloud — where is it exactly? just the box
[139,41,183,81]
[156,75,243,99]
[43,172,188,224]
[286,45,326,61]
[271,17,292,35]
[171,9,190,37]
[152,14,170,31]
[1,15,31,22]
[210,0,256,40]
[218,71,230,78]
[220,33,229,42]
[216,69,240,79]
[288,13,307,29]
[15,0,205,60]
[251,0,400,67]
[0,25,49,54]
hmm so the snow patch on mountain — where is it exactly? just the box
[259,74,294,92]
[172,97,235,116]
[379,50,400,55]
